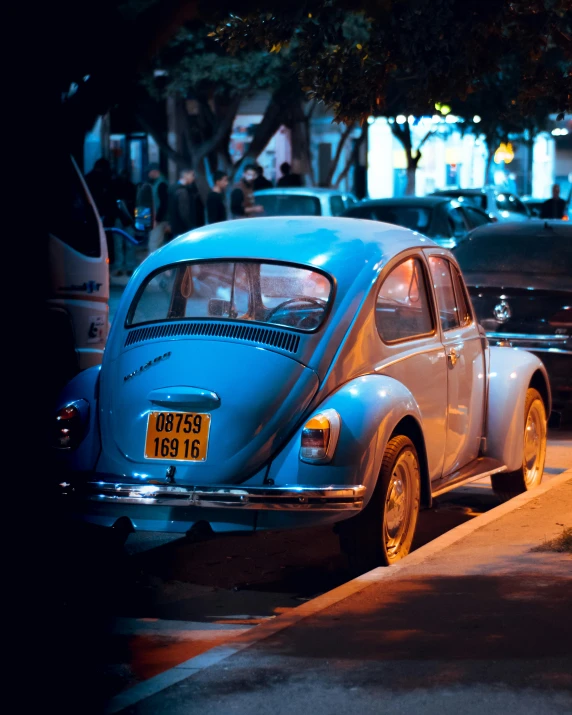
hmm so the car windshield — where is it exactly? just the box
[453,234,572,275]
[128,261,332,331]
[257,194,322,216]
[349,204,432,232]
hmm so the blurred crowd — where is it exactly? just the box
[84,159,300,277]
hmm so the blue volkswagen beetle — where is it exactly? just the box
[53,217,550,570]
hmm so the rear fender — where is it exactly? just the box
[267,374,425,511]
[486,347,550,471]
[53,366,102,472]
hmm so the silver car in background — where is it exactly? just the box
[254,187,357,217]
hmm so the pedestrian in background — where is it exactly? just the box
[168,168,200,238]
[230,164,265,219]
[146,162,170,254]
[253,164,272,190]
[206,170,229,223]
[540,184,567,219]
[277,161,303,187]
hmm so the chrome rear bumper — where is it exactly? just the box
[64,481,366,511]
[487,332,571,354]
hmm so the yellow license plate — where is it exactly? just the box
[144,411,211,462]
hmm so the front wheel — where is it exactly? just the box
[339,435,421,574]
[491,387,547,501]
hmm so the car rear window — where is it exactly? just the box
[128,261,332,332]
[453,233,572,275]
[346,205,432,233]
[256,194,321,216]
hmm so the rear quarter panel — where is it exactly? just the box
[486,346,550,470]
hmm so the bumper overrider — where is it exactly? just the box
[60,479,366,511]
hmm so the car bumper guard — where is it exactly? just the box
[62,481,366,511]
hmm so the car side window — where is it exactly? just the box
[376,257,434,342]
[447,207,468,237]
[428,257,460,331]
[450,265,473,327]
[330,195,345,216]
[463,207,491,228]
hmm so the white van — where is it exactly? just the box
[47,156,109,394]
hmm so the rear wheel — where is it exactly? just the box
[491,388,547,501]
[339,435,421,575]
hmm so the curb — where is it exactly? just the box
[106,468,572,714]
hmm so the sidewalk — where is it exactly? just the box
[108,472,572,714]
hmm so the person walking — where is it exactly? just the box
[540,184,567,219]
[230,164,264,219]
[253,164,272,190]
[206,170,229,223]
[276,161,303,187]
[168,168,200,238]
[146,162,170,254]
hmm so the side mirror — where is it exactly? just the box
[134,182,156,236]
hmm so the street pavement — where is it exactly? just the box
[90,433,570,708]
[107,472,572,715]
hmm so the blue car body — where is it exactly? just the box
[54,217,550,537]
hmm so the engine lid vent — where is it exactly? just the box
[125,321,300,354]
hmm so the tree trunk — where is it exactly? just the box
[324,123,354,187]
[484,145,494,186]
[405,160,417,196]
[334,125,367,189]
[231,79,300,180]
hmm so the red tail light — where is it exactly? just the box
[549,307,572,327]
[54,401,89,449]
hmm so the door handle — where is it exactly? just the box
[447,348,459,367]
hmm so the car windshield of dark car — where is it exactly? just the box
[128,261,332,332]
[257,194,321,216]
[352,205,432,232]
[453,234,572,276]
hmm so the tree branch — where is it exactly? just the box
[334,125,367,189]
[325,123,355,187]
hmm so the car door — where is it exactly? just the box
[426,252,486,475]
[374,253,448,481]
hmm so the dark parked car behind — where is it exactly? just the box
[453,220,572,423]
[343,196,492,248]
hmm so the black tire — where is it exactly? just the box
[491,387,547,501]
[339,435,421,575]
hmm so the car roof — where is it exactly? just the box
[253,187,349,196]
[143,217,437,284]
[432,188,488,196]
[466,220,572,239]
[348,196,452,208]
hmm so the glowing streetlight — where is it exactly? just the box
[396,115,407,124]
